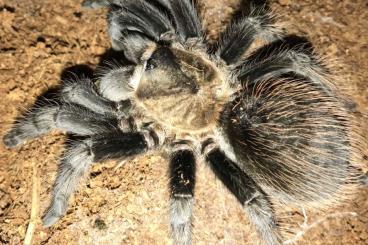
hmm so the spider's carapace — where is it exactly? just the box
[135,46,231,134]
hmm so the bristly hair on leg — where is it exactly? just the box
[107,0,174,42]
[169,149,196,245]
[216,4,283,64]
[43,130,158,227]
[154,0,202,42]
[206,148,283,245]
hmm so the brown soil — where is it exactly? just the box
[0,0,367,244]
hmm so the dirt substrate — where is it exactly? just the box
[0,0,367,244]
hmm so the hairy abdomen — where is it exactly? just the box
[221,78,358,205]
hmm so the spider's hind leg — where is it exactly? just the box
[43,131,155,227]
[169,146,196,245]
[205,148,282,245]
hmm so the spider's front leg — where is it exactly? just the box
[169,143,196,245]
[61,77,131,116]
[3,69,137,149]
[217,3,282,64]
[205,148,282,245]
[3,103,121,148]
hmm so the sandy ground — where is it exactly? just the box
[0,0,367,244]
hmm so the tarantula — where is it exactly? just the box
[3,0,363,244]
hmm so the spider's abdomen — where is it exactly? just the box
[221,78,355,204]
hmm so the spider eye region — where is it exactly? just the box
[138,46,202,98]
[146,57,157,71]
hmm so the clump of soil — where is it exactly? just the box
[0,0,367,244]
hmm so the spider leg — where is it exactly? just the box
[4,72,140,148]
[3,104,120,148]
[233,40,327,87]
[217,4,281,64]
[155,0,202,42]
[43,130,156,227]
[169,147,196,245]
[62,78,131,116]
[104,0,174,62]
[97,66,138,102]
[107,0,173,43]
[89,0,202,62]
[83,0,202,42]
[111,31,154,64]
[205,148,282,245]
